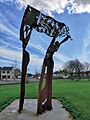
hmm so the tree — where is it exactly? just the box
[64,60,76,80]
[74,59,84,80]
[84,62,90,80]
[63,59,84,80]
[60,69,69,79]
[84,62,90,71]
[14,68,21,79]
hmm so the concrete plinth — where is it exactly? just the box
[0,99,71,120]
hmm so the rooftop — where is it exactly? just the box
[1,67,13,70]
[0,67,2,70]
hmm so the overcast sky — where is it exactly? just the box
[0,0,90,73]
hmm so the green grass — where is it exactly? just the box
[0,80,90,120]
[52,80,90,120]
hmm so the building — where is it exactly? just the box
[53,71,60,78]
[73,71,90,79]
[14,68,21,78]
[53,71,63,79]
[1,67,14,81]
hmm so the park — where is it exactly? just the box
[0,79,90,120]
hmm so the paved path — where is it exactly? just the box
[0,99,72,120]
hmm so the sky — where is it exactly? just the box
[0,0,90,74]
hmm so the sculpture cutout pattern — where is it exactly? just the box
[18,5,71,114]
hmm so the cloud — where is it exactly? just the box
[0,58,15,67]
[15,0,90,14]
[0,12,18,38]
[0,22,18,38]
[16,0,68,15]
[55,51,71,63]
[0,47,22,62]
[81,24,90,62]
[1,0,90,14]
[0,45,42,72]
[67,0,90,14]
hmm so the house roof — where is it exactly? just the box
[1,67,13,70]
[0,67,2,69]
[14,68,20,72]
[53,71,60,74]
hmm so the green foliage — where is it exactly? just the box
[58,97,81,120]
[52,80,90,120]
[0,84,19,112]
[0,80,90,120]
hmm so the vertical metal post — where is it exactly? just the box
[18,47,29,113]
[46,59,53,110]
[37,64,45,114]
[18,47,25,112]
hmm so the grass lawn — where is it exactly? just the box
[0,80,90,120]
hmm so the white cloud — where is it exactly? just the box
[16,0,69,15]
[0,58,15,67]
[1,0,90,14]
[0,22,18,38]
[68,0,90,14]
[17,0,90,14]
[80,24,90,62]
[54,63,62,72]
[0,13,18,38]
[30,43,45,55]
[0,47,22,62]
[55,51,71,62]
[0,46,43,71]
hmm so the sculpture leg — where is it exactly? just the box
[46,59,54,110]
[37,96,42,114]
[46,73,52,110]
[37,64,46,114]
[38,73,48,114]
[18,77,25,113]
[18,49,30,113]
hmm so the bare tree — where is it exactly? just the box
[60,68,69,79]
[64,60,75,80]
[74,59,84,80]
[84,62,90,80]
[63,59,84,80]
[14,68,21,79]
[84,62,90,71]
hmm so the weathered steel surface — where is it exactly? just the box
[19,5,71,114]
[18,49,30,113]
[37,36,70,114]
[20,5,70,39]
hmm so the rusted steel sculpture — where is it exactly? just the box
[37,35,70,114]
[19,5,71,113]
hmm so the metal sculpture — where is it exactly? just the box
[18,5,71,113]
[37,35,70,114]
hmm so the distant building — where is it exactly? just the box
[53,71,60,78]
[14,68,21,79]
[27,73,33,78]
[53,71,64,79]
[1,67,14,81]
[73,71,90,79]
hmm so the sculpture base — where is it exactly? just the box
[0,99,72,120]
